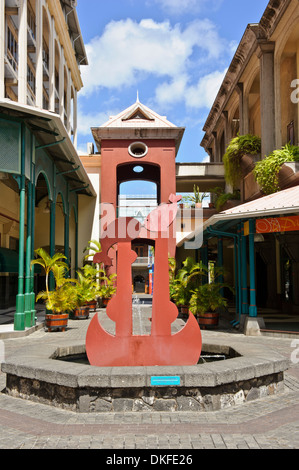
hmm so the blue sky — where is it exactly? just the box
[76,0,269,194]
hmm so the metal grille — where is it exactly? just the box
[0,119,21,174]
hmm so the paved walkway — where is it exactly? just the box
[0,308,299,450]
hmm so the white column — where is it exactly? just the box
[59,47,64,121]
[18,0,28,104]
[66,68,71,134]
[258,41,276,157]
[237,83,249,135]
[48,15,55,112]
[73,88,78,148]
[0,0,5,99]
[35,0,43,108]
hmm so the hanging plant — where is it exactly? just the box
[223,134,261,188]
[253,144,299,195]
[215,190,240,212]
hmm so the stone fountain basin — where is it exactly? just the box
[1,338,289,413]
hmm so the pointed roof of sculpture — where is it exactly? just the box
[91,96,185,156]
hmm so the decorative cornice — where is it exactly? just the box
[200,0,292,151]
[47,0,83,91]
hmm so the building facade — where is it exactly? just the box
[198,0,299,329]
[0,0,95,330]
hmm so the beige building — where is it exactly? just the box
[197,0,299,331]
[201,0,299,202]
[0,0,96,330]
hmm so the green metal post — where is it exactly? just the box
[237,226,242,317]
[249,219,257,317]
[75,219,78,279]
[24,175,32,327]
[234,238,239,316]
[217,237,224,296]
[49,199,56,291]
[241,223,249,315]
[201,241,208,284]
[14,124,26,331]
[30,163,36,325]
[64,211,70,269]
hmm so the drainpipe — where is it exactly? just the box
[206,226,242,326]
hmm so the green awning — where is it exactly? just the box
[0,248,19,273]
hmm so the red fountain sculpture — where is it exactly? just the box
[86,194,202,367]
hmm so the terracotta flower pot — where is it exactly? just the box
[240,154,261,176]
[178,305,189,318]
[196,312,219,330]
[73,306,90,320]
[45,313,69,332]
[85,300,97,311]
[102,298,109,307]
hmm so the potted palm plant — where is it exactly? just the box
[98,273,117,307]
[72,270,96,320]
[189,283,228,329]
[31,248,78,332]
[171,257,205,316]
[79,263,105,311]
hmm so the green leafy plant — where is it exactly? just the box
[74,270,98,307]
[83,239,102,262]
[31,248,68,298]
[171,258,207,306]
[253,144,299,195]
[214,190,240,212]
[168,256,177,301]
[223,134,261,188]
[34,263,78,314]
[98,273,117,300]
[189,283,228,316]
[31,248,77,313]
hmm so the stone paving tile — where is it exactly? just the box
[0,310,299,449]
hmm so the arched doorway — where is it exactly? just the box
[133,275,145,293]
[34,172,51,295]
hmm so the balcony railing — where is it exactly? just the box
[132,257,151,266]
[117,204,158,223]
[6,48,18,73]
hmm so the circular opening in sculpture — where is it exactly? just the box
[129,142,148,158]
[133,165,144,173]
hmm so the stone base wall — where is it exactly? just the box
[5,372,284,413]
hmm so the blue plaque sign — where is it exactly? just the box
[151,376,181,386]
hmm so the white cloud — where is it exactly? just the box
[76,108,118,136]
[151,0,223,15]
[81,18,227,97]
[155,68,227,110]
[185,68,228,109]
[155,74,189,106]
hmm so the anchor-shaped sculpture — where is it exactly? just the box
[86,194,202,367]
